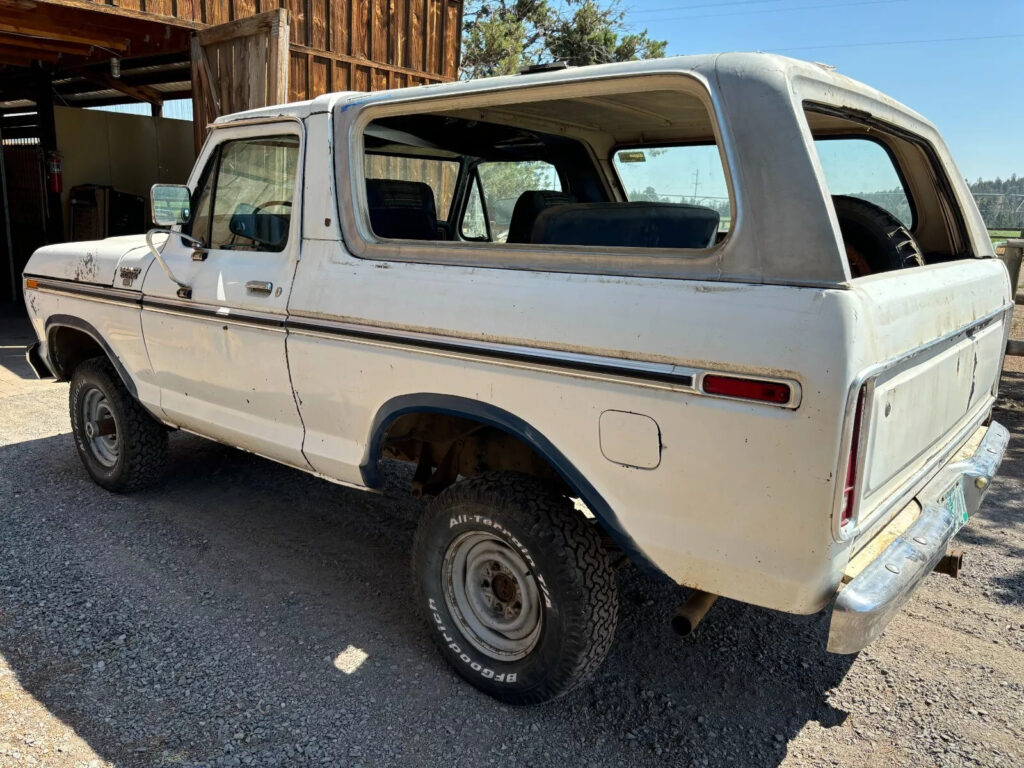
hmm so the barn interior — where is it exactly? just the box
[0,0,462,307]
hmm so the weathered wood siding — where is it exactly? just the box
[62,0,462,97]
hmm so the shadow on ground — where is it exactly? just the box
[0,421,856,767]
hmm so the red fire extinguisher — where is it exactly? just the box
[46,150,63,194]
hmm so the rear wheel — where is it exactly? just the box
[69,357,167,492]
[412,471,618,705]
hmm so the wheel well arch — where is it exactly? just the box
[44,315,138,397]
[363,393,665,578]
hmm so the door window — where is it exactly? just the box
[190,135,300,252]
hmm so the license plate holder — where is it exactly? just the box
[943,482,969,532]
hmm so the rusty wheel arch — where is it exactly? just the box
[44,315,138,397]
[362,394,668,579]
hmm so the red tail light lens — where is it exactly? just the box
[702,374,791,405]
[840,386,867,526]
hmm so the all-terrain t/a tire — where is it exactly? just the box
[412,471,618,705]
[69,356,167,492]
[832,195,924,277]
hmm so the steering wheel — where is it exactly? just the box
[253,200,292,215]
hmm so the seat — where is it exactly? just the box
[366,179,439,240]
[506,190,577,243]
[530,202,720,249]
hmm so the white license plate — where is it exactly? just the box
[944,482,969,532]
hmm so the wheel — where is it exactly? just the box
[69,357,167,492]
[832,195,924,277]
[412,471,618,705]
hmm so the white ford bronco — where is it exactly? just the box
[22,54,1012,704]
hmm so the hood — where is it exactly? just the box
[23,234,162,288]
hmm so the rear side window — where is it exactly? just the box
[613,145,731,233]
[814,138,912,228]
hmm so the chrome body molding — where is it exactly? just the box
[27,274,803,406]
[827,420,1010,654]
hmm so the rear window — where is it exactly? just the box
[814,137,913,228]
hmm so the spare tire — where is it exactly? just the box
[832,195,924,277]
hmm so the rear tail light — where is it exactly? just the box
[701,374,792,405]
[840,386,867,527]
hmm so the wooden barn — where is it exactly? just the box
[0,0,463,305]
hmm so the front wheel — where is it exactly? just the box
[69,357,167,492]
[412,472,618,704]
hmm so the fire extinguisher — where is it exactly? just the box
[46,150,63,194]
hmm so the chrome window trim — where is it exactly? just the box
[333,72,747,283]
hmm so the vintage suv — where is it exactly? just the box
[22,54,1012,704]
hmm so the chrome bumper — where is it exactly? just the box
[827,420,1009,654]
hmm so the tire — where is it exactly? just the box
[69,356,167,492]
[412,471,618,705]
[832,195,924,277]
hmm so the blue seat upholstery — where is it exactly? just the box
[531,202,720,249]
[506,190,577,244]
[366,179,439,240]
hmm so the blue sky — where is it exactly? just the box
[622,0,1024,182]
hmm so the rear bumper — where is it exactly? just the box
[25,342,53,379]
[827,420,1009,654]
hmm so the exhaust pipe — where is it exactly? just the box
[933,549,964,579]
[671,590,718,637]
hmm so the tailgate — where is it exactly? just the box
[847,259,1011,530]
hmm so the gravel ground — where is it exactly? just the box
[1,314,1022,768]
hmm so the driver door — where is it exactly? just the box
[141,123,309,469]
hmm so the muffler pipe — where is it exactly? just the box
[671,590,718,637]
[934,549,964,579]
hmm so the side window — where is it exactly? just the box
[613,145,731,234]
[813,138,912,227]
[197,135,299,252]
[476,161,560,242]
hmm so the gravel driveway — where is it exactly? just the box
[1,315,1022,768]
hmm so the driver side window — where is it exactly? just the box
[191,134,300,253]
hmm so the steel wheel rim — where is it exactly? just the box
[81,386,118,468]
[442,531,543,661]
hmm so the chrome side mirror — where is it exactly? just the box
[150,184,191,227]
[145,228,202,299]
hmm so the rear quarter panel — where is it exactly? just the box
[288,240,858,614]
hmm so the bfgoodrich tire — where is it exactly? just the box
[412,471,618,705]
[69,356,167,492]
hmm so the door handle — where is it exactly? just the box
[246,280,273,295]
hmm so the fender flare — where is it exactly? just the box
[44,314,139,398]
[363,393,667,579]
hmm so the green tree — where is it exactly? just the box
[461,0,666,80]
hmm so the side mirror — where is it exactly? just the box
[150,184,191,227]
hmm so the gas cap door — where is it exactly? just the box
[599,410,662,469]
